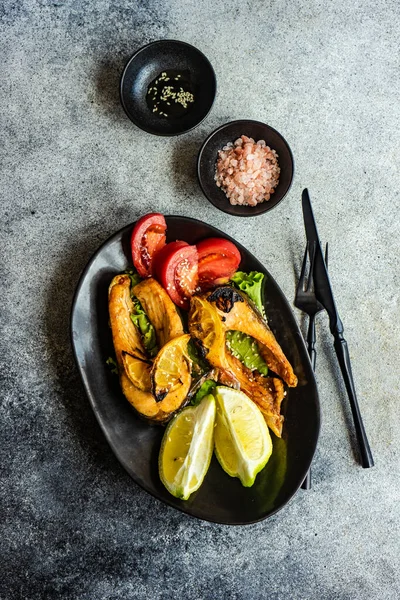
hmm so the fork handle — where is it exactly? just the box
[333,333,374,468]
[307,315,317,371]
[301,315,317,490]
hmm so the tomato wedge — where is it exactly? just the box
[153,241,198,310]
[196,238,241,289]
[131,213,167,278]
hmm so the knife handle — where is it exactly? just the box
[333,333,374,468]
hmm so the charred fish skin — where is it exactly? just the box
[207,287,244,313]
[120,370,182,425]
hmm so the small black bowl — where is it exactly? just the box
[120,40,216,136]
[197,120,294,217]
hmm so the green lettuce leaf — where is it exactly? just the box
[130,298,158,358]
[226,330,268,376]
[125,268,158,357]
[125,268,142,288]
[230,271,266,318]
[192,380,216,406]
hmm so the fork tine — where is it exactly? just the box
[324,242,328,269]
[297,242,310,291]
[306,241,317,292]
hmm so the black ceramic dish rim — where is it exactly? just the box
[119,39,217,137]
[70,216,320,526]
[197,119,295,217]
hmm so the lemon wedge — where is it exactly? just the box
[159,395,216,500]
[214,386,272,487]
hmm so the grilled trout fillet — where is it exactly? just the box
[188,286,297,437]
[206,286,297,387]
[108,274,187,423]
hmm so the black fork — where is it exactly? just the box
[294,241,328,489]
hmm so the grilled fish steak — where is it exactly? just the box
[188,286,297,436]
[109,274,189,423]
[206,286,297,387]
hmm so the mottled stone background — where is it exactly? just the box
[1,1,399,599]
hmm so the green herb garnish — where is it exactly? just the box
[106,356,118,375]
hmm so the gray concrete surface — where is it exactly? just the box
[1,1,399,599]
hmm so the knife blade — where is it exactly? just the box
[301,189,343,335]
[301,188,374,468]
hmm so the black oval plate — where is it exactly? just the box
[71,216,320,525]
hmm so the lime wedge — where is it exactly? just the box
[214,386,273,487]
[159,395,216,500]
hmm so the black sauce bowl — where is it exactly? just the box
[120,40,216,136]
[197,120,294,217]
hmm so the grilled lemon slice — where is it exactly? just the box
[151,334,192,404]
[188,297,228,368]
[122,352,152,391]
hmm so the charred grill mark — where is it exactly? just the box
[198,342,209,359]
[155,389,168,402]
[190,336,209,359]
[121,350,152,365]
[208,287,244,313]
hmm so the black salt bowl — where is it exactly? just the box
[197,120,294,217]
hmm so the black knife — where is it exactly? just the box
[302,188,374,468]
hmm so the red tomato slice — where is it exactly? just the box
[152,240,188,280]
[131,213,167,278]
[153,241,198,310]
[196,238,241,288]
